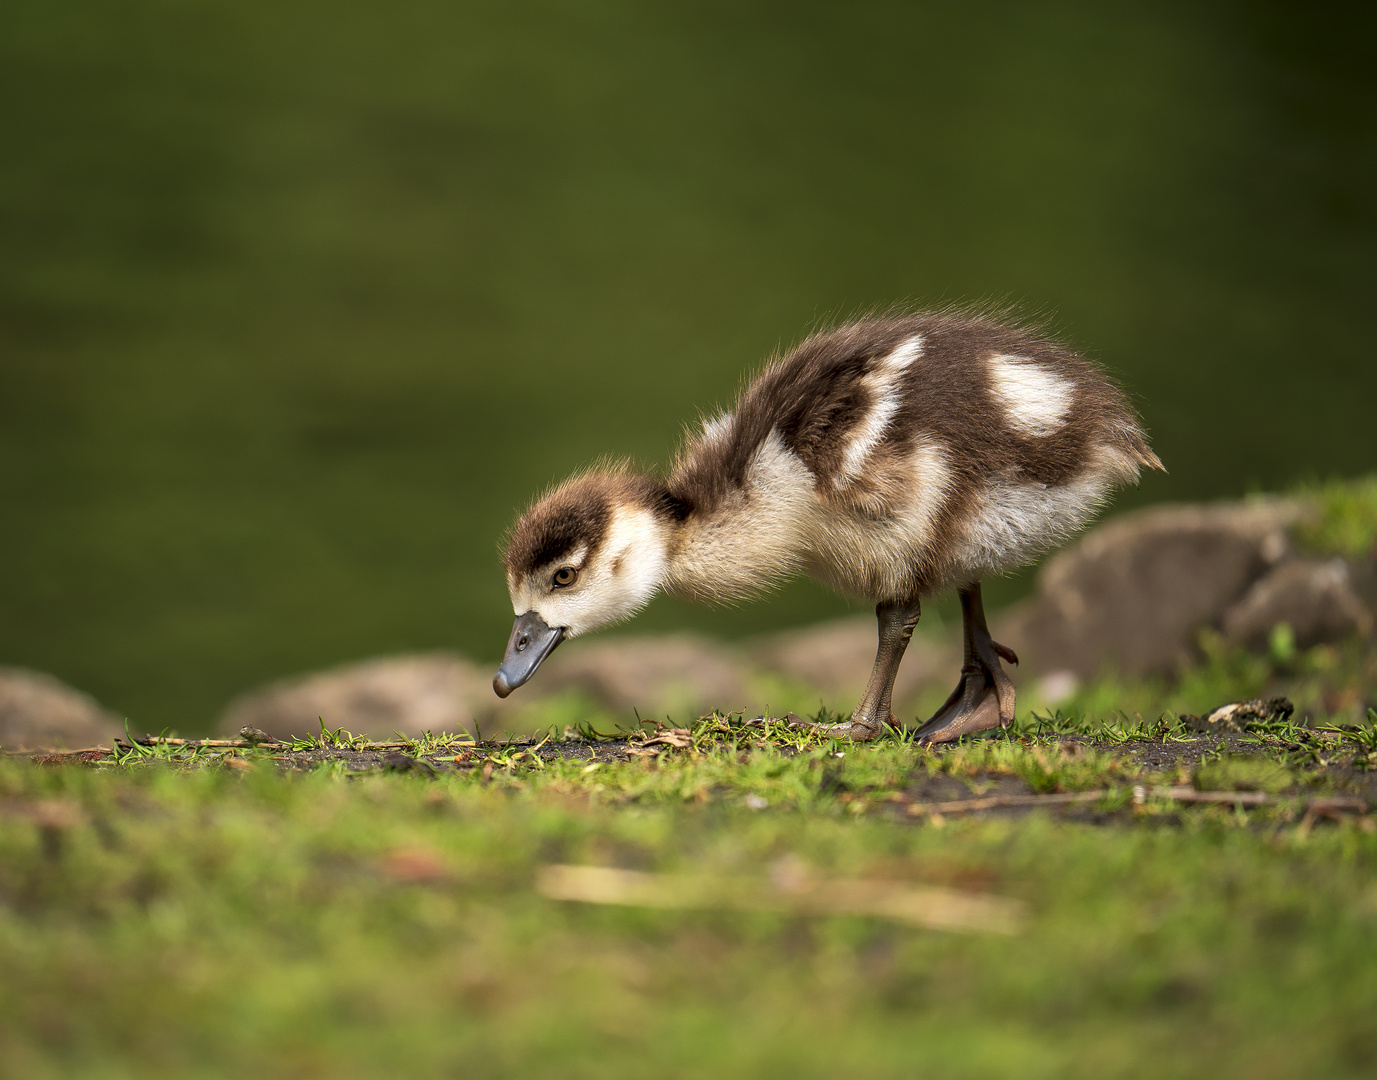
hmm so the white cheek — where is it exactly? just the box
[530,580,633,636]
[510,580,592,632]
[524,507,668,635]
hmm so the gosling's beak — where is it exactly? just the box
[493,610,565,698]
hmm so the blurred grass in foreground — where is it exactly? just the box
[4,717,1377,1079]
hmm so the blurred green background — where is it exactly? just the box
[1,0,1373,733]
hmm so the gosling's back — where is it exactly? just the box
[663,312,1160,603]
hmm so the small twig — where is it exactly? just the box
[905,787,1372,817]
[134,737,275,749]
[1150,785,1270,806]
[4,746,114,758]
[1147,785,1368,812]
[905,790,1109,816]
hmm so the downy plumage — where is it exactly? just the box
[494,310,1162,741]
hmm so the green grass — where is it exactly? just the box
[5,714,1377,1079]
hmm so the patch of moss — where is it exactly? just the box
[1295,475,1377,558]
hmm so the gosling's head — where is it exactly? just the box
[493,471,677,698]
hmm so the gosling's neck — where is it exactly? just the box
[652,432,812,604]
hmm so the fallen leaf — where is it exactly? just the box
[380,846,449,883]
[643,729,692,749]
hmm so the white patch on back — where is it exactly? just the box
[988,355,1073,437]
[834,335,924,489]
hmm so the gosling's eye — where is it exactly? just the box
[552,566,578,588]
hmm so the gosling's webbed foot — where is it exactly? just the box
[911,633,1017,746]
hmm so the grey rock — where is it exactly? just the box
[1222,558,1374,650]
[219,634,758,739]
[1346,556,1377,619]
[534,632,751,721]
[219,652,505,741]
[0,667,124,751]
[749,617,957,711]
[993,498,1310,679]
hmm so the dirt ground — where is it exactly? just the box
[17,725,1376,828]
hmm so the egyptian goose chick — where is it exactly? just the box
[493,311,1163,743]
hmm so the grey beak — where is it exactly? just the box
[493,611,565,698]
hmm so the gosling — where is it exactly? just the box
[493,311,1162,742]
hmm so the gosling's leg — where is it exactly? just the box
[797,598,923,742]
[911,581,1017,745]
